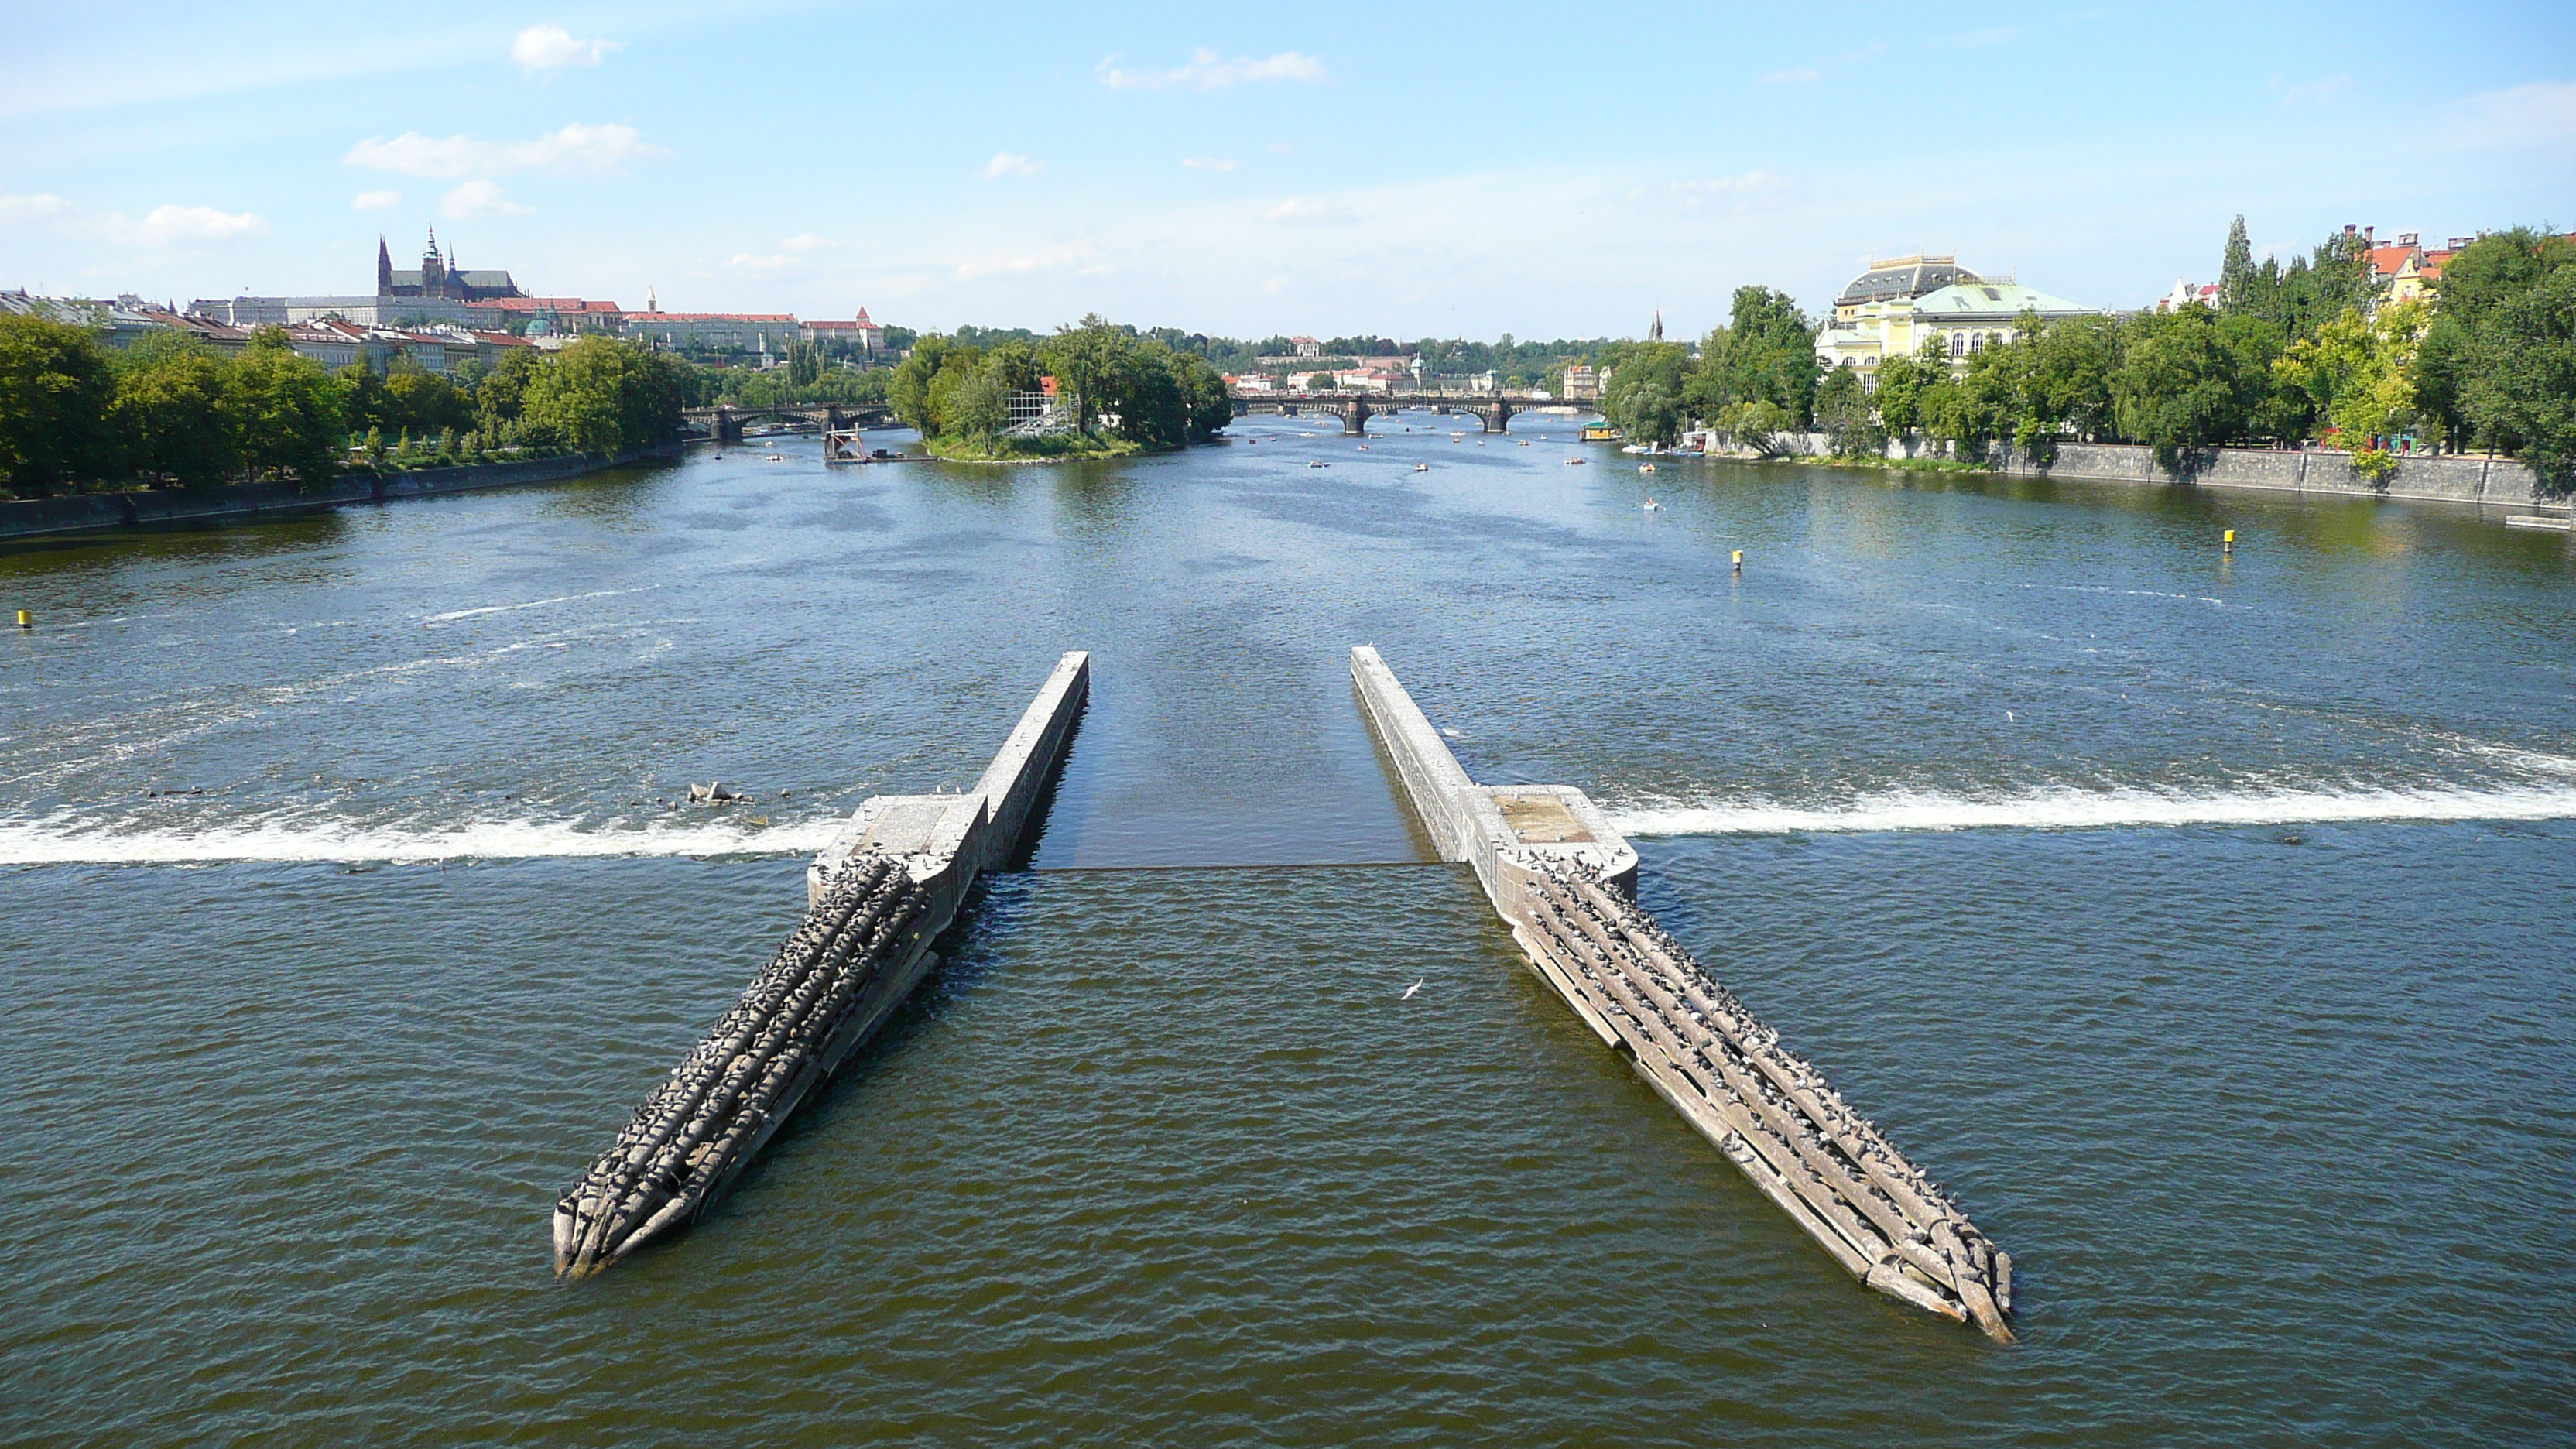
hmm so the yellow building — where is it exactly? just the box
[1816,255,2102,385]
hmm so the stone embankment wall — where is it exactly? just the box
[1725,433,2551,513]
[0,440,684,543]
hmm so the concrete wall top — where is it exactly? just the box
[810,650,1090,903]
[1351,648,1638,901]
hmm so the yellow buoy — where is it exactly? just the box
[2224,528,2236,556]
[1731,550,1743,574]
[13,609,29,630]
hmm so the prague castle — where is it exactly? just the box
[375,228,525,303]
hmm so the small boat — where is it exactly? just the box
[1581,424,1620,442]
[1564,457,1586,466]
[1639,463,1657,474]
[1309,460,1327,468]
[1359,444,1371,450]
[1643,499,1663,511]
[1518,440,1530,447]
[1414,462,1429,472]
[764,452,785,461]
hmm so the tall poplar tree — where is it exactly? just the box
[2219,215,2256,314]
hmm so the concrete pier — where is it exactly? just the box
[1351,646,2015,1340]
[553,652,1089,1276]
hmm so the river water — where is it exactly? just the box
[2,419,2571,1445]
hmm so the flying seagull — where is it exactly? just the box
[1401,979,1423,999]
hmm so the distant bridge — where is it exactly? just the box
[682,402,895,444]
[1231,392,1590,436]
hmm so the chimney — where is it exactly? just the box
[2364,225,2375,245]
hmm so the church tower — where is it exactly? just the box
[420,227,447,298]
[376,237,393,296]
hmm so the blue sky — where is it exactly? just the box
[4,1,2570,340]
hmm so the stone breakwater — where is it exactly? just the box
[1518,858,2012,1339]
[1351,646,2014,1340]
[554,855,930,1276]
[553,650,1091,1277]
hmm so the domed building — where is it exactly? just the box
[1816,254,2100,385]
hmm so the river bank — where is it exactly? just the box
[1690,433,2553,517]
[0,440,685,544]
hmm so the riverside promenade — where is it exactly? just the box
[1352,646,2016,1340]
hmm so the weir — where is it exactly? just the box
[553,652,1090,1277]
[1351,646,2016,1340]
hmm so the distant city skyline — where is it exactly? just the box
[3,0,2569,338]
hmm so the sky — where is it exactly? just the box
[3,0,2571,341]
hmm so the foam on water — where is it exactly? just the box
[1608,779,2576,838]
[0,811,843,865]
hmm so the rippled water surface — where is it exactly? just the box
[3,423,2573,1445]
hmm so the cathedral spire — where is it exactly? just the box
[376,236,392,296]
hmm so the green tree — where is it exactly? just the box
[477,348,543,437]
[228,328,348,487]
[1720,399,1796,456]
[1598,338,1692,446]
[111,332,236,488]
[1869,341,1946,435]
[1177,354,1234,441]
[887,335,954,436]
[1307,372,1334,392]
[1814,366,1882,458]
[520,337,633,452]
[2112,307,2274,471]
[1044,314,1130,430]
[2219,215,2257,315]
[0,311,122,495]
[1683,325,1735,422]
[2454,261,2576,494]
[1723,286,1819,425]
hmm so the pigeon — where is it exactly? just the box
[1401,979,1423,999]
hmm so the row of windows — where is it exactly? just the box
[1831,327,2015,371]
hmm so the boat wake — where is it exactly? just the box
[0,812,842,866]
[1608,778,2576,838]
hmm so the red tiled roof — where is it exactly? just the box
[2367,245,2417,278]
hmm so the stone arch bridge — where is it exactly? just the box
[682,402,896,444]
[1231,392,1581,436]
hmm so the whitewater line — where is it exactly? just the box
[1607,781,2576,838]
[0,814,844,866]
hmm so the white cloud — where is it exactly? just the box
[345,122,666,179]
[731,235,832,272]
[983,152,1043,179]
[2280,74,2352,108]
[512,25,621,70]
[440,180,531,218]
[1183,156,1240,172]
[1266,196,1355,224]
[1758,68,1821,84]
[2438,80,2576,149]
[1,194,265,250]
[129,204,268,246]
[1098,48,1327,91]
[351,190,402,211]
[1645,169,1794,211]
[0,194,75,225]
[954,246,1094,279]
